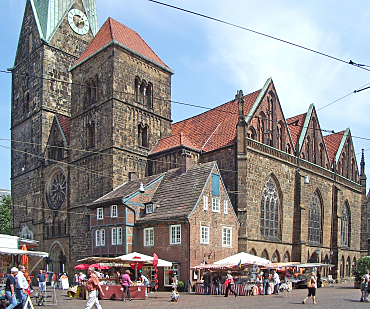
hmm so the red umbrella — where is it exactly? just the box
[74,264,90,270]
[90,263,109,270]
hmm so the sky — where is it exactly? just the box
[0,0,369,192]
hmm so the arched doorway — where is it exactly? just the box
[49,243,66,275]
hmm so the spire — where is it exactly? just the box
[236,90,245,124]
[361,149,365,176]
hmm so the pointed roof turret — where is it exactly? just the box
[30,0,98,43]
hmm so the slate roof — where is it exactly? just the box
[73,17,172,72]
[137,161,217,223]
[88,173,164,207]
[324,131,345,164]
[286,113,306,149]
[55,114,71,145]
[151,90,260,154]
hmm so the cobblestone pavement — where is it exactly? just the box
[20,282,369,309]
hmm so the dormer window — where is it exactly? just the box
[146,203,153,214]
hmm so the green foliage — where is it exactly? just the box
[352,256,370,282]
[0,195,11,235]
[177,281,184,288]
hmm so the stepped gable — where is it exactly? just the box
[152,90,260,154]
[55,114,71,145]
[137,161,216,223]
[324,130,345,164]
[286,113,306,149]
[74,17,171,70]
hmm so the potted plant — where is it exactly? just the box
[177,281,184,292]
[352,257,370,288]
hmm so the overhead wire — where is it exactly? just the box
[146,0,370,72]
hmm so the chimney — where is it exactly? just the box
[181,150,194,174]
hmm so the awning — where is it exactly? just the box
[0,248,48,257]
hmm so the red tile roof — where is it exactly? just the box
[151,90,260,154]
[286,113,306,149]
[324,131,345,164]
[74,17,171,71]
[56,114,71,145]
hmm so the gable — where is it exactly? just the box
[291,104,331,168]
[46,114,70,160]
[244,78,294,153]
[72,17,172,72]
[30,0,98,43]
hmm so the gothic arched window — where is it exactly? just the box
[146,83,153,107]
[260,177,280,239]
[138,124,148,148]
[341,203,350,248]
[86,122,95,148]
[308,191,321,244]
[247,126,257,140]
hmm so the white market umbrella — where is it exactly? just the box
[116,252,172,267]
[213,252,271,267]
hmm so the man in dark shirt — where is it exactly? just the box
[36,269,46,292]
[212,273,221,295]
[203,270,211,295]
[5,267,19,309]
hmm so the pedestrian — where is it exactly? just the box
[36,269,46,292]
[84,266,104,309]
[120,270,133,301]
[5,267,19,309]
[171,275,178,291]
[140,273,149,298]
[360,276,367,302]
[302,271,318,304]
[273,270,280,294]
[15,265,29,307]
[203,270,211,295]
[212,272,221,295]
[263,270,270,295]
[224,270,237,297]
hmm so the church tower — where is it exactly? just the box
[10,0,98,274]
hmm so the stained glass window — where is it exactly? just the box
[260,177,280,239]
[308,191,321,243]
[341,204,350,247]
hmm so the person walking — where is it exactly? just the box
[273,271,280,294]
[84,266,104,309]
[212,273,221,295]
[263,270,270,295]
[302,272,318,304]
[15,265,29,307]
[120,270,133,301]
[36,269,46,292]
[224,271,237,297]
[5,267,19,309]
[203,270,211,295]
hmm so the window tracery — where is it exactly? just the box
[308,191,321,244]
[260,177,280,239]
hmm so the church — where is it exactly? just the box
[10,0,367,282]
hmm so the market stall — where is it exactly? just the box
[77,252,172,300]
[191,252,273,296]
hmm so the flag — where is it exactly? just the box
[238,259,242,268]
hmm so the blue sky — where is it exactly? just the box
[0,0,369,192]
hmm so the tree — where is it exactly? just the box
[353,256,370,282]
[0,195,11,235]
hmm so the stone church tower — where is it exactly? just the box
[10,0,172,273]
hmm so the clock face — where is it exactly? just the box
[67,8,90,35]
